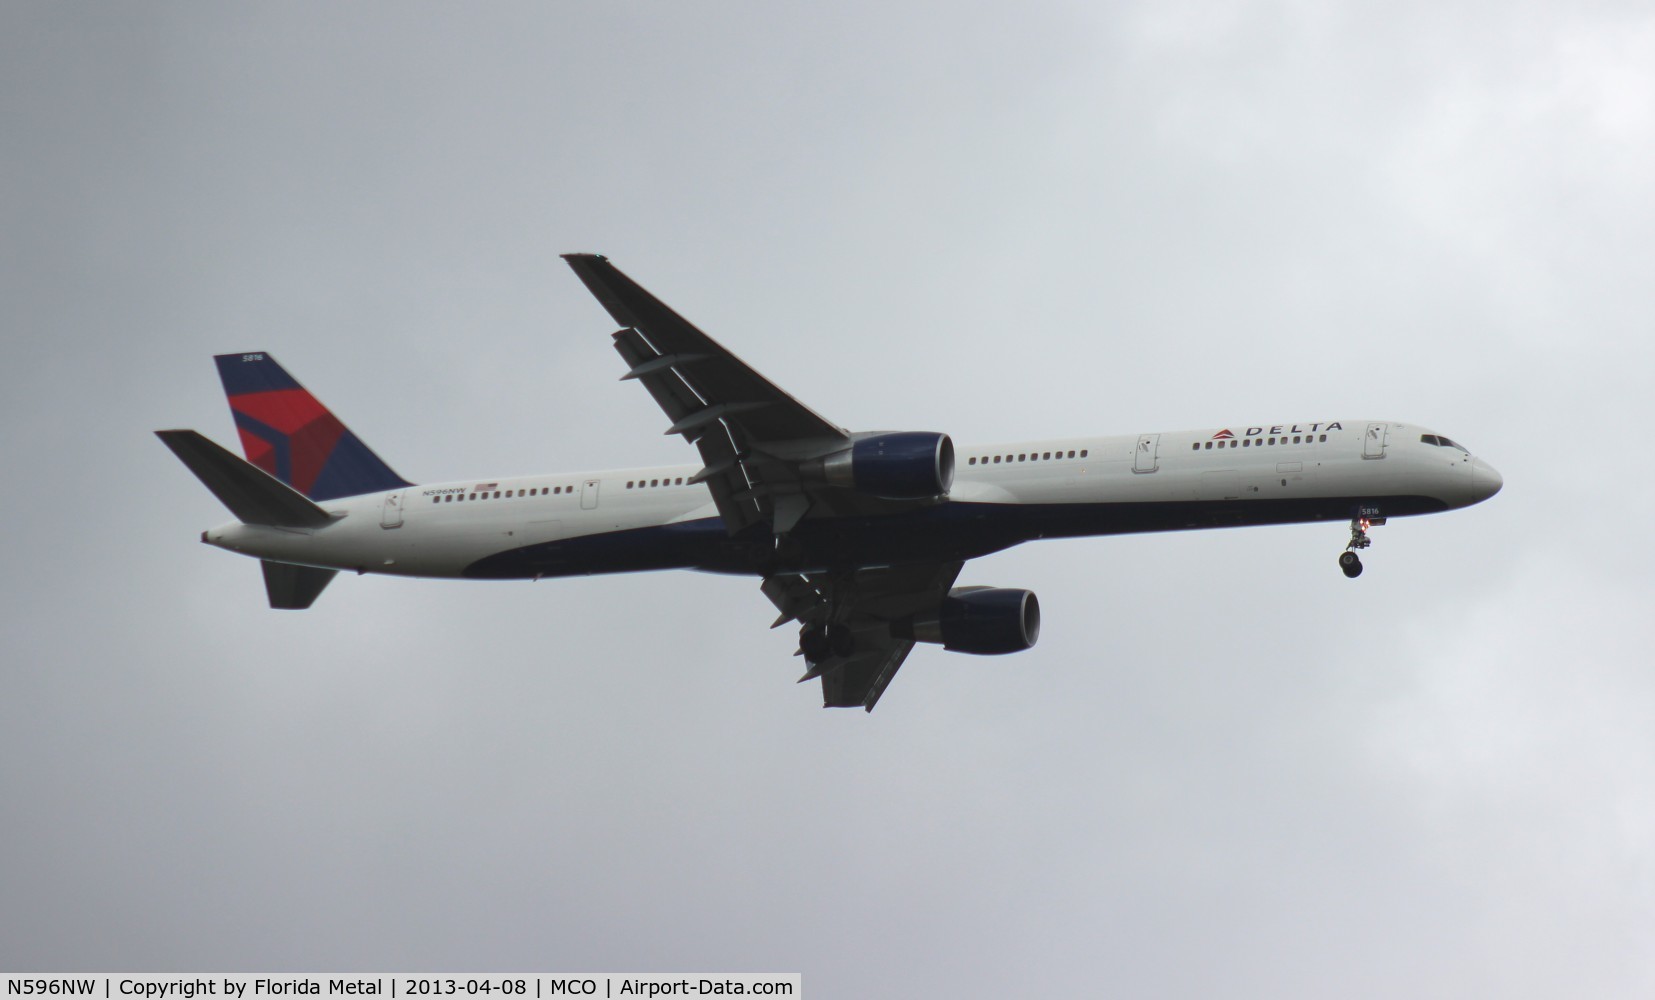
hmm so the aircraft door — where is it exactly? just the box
[1134,434,1160,473]
[1363,422,1388,459]
[380,490,405,529]
[580,478,600,510]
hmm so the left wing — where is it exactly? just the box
[763,561,964,711]
[562,253,850,536]
[562,255,965,709]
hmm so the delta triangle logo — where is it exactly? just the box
[1212,429,1235,440]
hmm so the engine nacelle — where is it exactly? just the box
[894,587,1041,655]
[818,432,954,500]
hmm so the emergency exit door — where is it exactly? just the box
[1363,422,1388,459]
[1134,434,1160,473]
[380,490,405,528]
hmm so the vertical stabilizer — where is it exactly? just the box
[215,352,411,502]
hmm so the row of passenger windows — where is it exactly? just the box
[1194,434,1327,451]
[627,477,688,489]
[968,449,1088,466]
[432,486,572,504]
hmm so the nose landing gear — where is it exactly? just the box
[1339,550,1363,578]
[1339,516,1379,578]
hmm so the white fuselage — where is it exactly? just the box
[202,420,1502,580]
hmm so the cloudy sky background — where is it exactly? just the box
[4,2,1653,995]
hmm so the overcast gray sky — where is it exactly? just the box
[3,2,1653,996]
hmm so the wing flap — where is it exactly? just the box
[764,561,964,711]
[820,641,916,711]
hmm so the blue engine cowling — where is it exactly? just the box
[894,587,1041,655]
[820,431,954,500]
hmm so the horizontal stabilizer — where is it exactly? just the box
[262,560,336,610]
[156,429,333,527]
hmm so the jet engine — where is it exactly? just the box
[894,587,1041,655]
[816,431,954,500]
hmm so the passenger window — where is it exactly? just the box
[1080,449,1088,458]
[1242,439,1250,447]
[445,494,453,502]
[1205,442,1212,450]
[993,456,1001,464]
[1191,443,1199,451]
[1319,434,1326,442]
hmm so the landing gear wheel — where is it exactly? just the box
[799,623,855,661]
[800,626,831,662]
[1338,551,1363,578]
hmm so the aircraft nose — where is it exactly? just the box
[1469,460,1503,503]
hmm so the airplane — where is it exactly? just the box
[157,253,1504,710]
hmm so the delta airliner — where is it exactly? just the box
[158,254,1503,710]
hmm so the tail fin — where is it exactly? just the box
[215,352,411,502]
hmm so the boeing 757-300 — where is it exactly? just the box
[157,254,1503,710]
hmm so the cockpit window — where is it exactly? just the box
[1421,434,1469,453]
